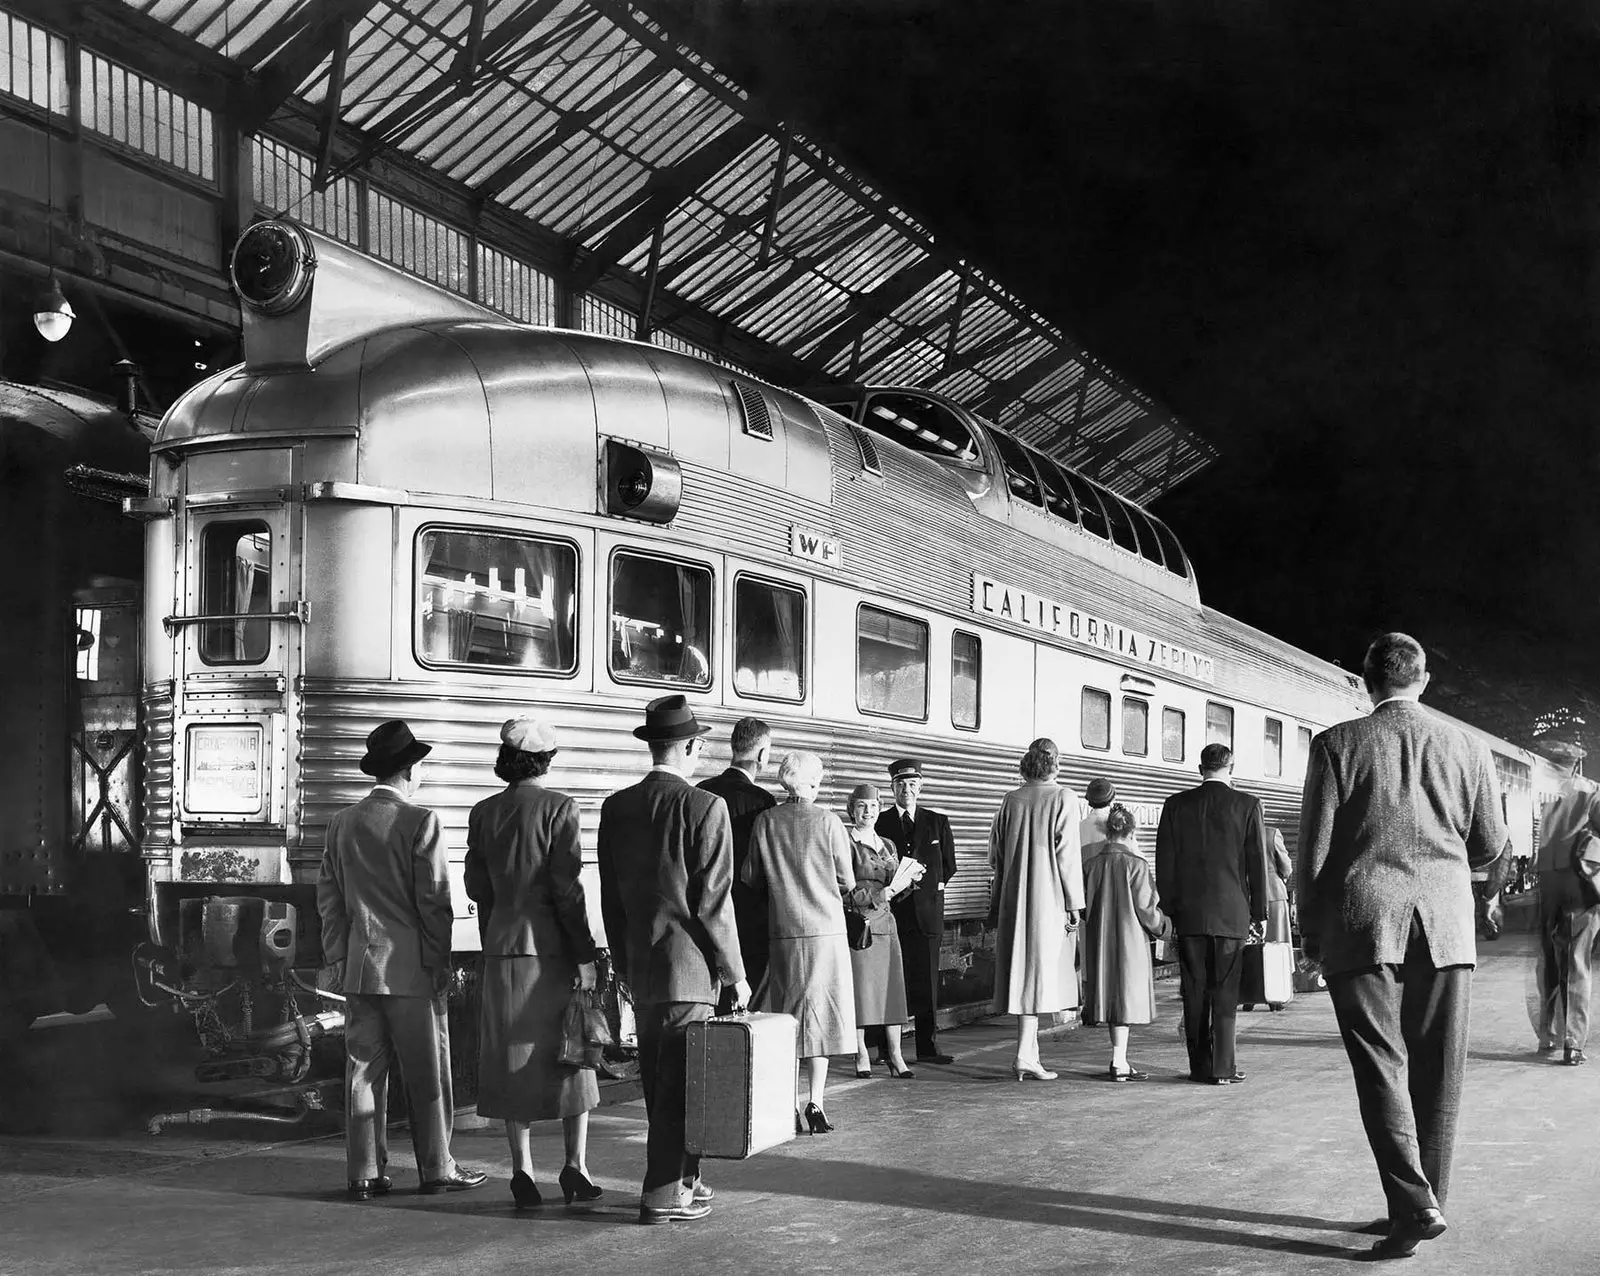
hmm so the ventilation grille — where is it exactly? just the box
[731,382,773,440]
[849,425,883,476]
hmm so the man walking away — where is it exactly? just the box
[1533,742,1600,1066]
[698,716,777,1003]
[1155,743,1268,1085]
[598,696,749,1225]
[1298,633,1508,1260]
[318,720,487,1201]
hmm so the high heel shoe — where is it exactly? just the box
[1012,1062,1058,1081]
[886,1061,915,1079]
[854,1056,873,1079]
[510,1170,541,1209]
[557,1165,603,1206]
[803,1102,834,1134]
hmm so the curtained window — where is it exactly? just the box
[1122,696,1149,757]
[734,576,805,701]
[417,528,578,673]
[856,604,928,720]
[1264,717,1283,777]
[951,630,981,729]
[199,520,272,664]
[1162,707,1187,763]
[1206,701,1235,749]
[1081,688,1111,750]
[610,551,713,688]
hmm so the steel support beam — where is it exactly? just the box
[796,254,949,369]
[235,0,383,135]
[756,129,792,269]
[310,20,351,189]
[971,346,1080,416]
[566,117,766,294]
[636,219,666,341]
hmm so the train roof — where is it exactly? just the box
[0,381,152,470]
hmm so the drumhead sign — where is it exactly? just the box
[972,574,1216,684]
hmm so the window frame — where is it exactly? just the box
[855,601,931,723]
[196,517,275,668]
[1161,706,1186,763]
[606,545,716,691]
[730,571,808,704]
[951,628,983,732]
[1081,686,1113,752]
[1121,695,1150,757]
[1205,700,1236,750]
[413,524,583,679]
[1264,715,1284,778]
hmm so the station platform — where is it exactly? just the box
[1,932,1594,1275]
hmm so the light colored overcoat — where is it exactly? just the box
[1081,842,1169,1025]
[990,779,1085,1015]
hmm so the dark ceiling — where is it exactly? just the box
[653,0,1600,747]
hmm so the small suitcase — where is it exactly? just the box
[1239,941,1295,1010]
[684,1011,798,1159]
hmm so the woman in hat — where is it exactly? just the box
[841,782,920,1078]
[744,751,857,1132]
[990,738,1085,1080]
[464,717,604,1210]
[1081,803,1171,1080]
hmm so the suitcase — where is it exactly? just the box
[684,1011,798,1159]
[1239,941,1295,1010]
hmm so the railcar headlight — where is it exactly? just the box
[231,221,316,316]
[603,438,682,523]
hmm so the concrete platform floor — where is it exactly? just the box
[2,932,1596,1275]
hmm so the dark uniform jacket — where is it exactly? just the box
[696,766,777,955]
[1155,779,1269,940]
[597,770,745,1006]
[875,805,958,936]
[1297,699,1508,976]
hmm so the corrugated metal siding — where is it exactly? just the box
[140,683,175,856]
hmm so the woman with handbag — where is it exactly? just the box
[841,783,922,1079]
[744,751,857,1133]
[464,716,605,1210]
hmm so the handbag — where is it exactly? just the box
[557,986,614,1069]
[845,908,872,951]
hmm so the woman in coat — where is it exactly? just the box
[463,716,603,1210]
[990,737,1085,1080]
[1082,803,1171,1080]
[745,750,857,1132]
[841,782,920,1079]
[1264,826,1294,943]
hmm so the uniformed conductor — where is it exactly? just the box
[318,720,486,1201]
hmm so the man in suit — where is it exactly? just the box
[1299,633,1508,1260]
[1155,742,1268,1086]
[598,695,750,1225]
[1532,743,1600,1066]
[874,758,958,1064]
[697,716,777,1003]
[317,720,487,1201]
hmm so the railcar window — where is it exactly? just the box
[418,529,578,673]
[1031,451,1081,524]
[1205,701,1235,750]
[983,427,1045,506]
[1122,697,1149,757]
[857,605,929,721]
[952,630,982,730]
[1101,492,1143,554]
[199,520,272,665]
[1149,517,1190,578]
[1131,510,1167,567]
[863,392,980,460]
[734,576,805,702]
[1082,688,1112,751]
[610,552,713,688]
[1061,470,1111,540]
[1264,717,1284,778]
[1162,707,1186,763]
[1297,725,1314,767]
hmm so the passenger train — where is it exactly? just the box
[0,219,1562,1070]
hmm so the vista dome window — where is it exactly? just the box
[862,392,980,461]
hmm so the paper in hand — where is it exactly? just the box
[889,857,922,895]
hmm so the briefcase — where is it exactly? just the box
[684,1012,799,1159]
[1239,941,1295,1010]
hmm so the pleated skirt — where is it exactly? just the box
[476,954,598,1122]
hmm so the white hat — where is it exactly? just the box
[501,716,557,753]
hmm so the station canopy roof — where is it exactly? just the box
[117,0,1217,504]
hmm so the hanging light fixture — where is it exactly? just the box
[33,119,74,342]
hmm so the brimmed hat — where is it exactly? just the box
[1085,778,1116,808]
[887,758,923,782]
[633,694,712,742]
[847,782,881,805]
[360,720,432,777]
[501,716,557,753]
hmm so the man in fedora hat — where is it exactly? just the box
[318,719,487,1201]
[598,695,749,1225]
[874,757,958,1064]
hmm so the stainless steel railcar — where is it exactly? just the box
[120,219,1546,1045]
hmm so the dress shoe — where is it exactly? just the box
[558,1165,603,1205]
[854,1056,874,1078]
[1107,1063,1148,1082]
[917,1051,956,1065]
[689,1178,714,1203]
[1013,1062,1058,1081]
[639,1199,712,1224]
[510,1170,541,1209]
[419,1166,489,1195]
[1210,1071,1247,1086]
[1368,1207,1447,1259]
[887,1062,916,1079]
[346,1175,392,1202]
[1564,1047,1587,1066]
[803,1102,834,1134]
[855,1068,873,1079]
